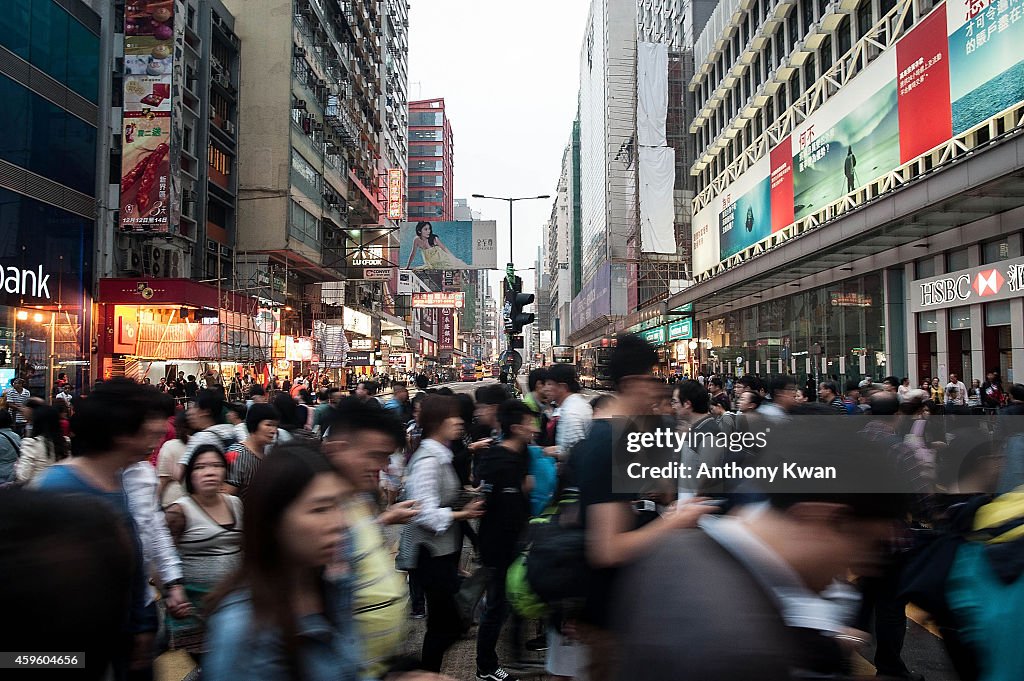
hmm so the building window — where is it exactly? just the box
[917,311,938,334]
[837,15,852,56]
[949,306,972,330]
[946,247,970,272]
[857,1,873,40]
[208,144,231,176]
[410,143,443,157]
[409,111,443,126]
[409,129,442,141]
[915,257,936,279]
[410,159,443,171]
[289,199,319,247]
[985,301,1012,326]
[982,237,1018,263]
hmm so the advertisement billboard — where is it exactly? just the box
[691,1,1024,277]
[120,1,176,232]
[411,292,466,309]
[399,221,498,270]
[387,168,403,221]
[947,0,1024,134]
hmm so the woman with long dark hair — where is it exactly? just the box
[404,221,470,270]
[203,443,358,681]
[15,404,69,483]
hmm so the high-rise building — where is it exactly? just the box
[667,0,1024,384]
[0,0,105,391]
[408,98,454,221]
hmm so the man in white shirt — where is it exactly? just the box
[945,373,967,407]
[543,363,593,462]
[3,377,31,436]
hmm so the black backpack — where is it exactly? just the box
[524,491,589,605]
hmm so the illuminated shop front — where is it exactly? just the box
[96,278,269,383]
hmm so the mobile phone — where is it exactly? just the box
[632,499,657,513]
[700,498,729,507]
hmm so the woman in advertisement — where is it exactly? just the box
[405,221,470,270]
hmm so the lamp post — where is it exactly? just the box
[470,194,550,270]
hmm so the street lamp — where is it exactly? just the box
[470,193,550,268]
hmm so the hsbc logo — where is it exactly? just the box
[973,269,1005,297]
[912,256,1024,312]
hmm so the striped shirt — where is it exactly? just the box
[4,387,30,424]
[225,442,262,498]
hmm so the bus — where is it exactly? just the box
[578,341,616,390]
[550,345,574,364]
[460,357,477,382]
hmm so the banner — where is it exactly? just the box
[947,0,1024,134]
[637,42,668,147]
[399,221,498,270]
[412,292,465,308]
[121,0,175,232]
[638,146,677,254]
[690,1,1024,277]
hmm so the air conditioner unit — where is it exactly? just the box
[207,239,219,253]
[293,99,307,111]
[294,46,306,58]
[224,120,236,135]
[120,242,143,275]
[312,121,324,131]
[183,189,197,203]
[220,244,233,258]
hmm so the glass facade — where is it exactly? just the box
[409,111,443,126]
[703,274,887,383]
[0,0,100,103]
[289,200,320,248]
[0,0,99,394]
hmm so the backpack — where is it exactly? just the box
[523,491,589,606]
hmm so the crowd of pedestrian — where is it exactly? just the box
[1,345,1024,681]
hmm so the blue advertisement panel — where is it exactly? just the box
[399,220,498,270]
[719,155,772,260]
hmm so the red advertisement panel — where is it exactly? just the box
[769,138,794,233]
[896,4,952,163]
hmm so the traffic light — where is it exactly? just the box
[504,275,535,334]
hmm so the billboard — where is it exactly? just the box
[412,292,466,309]
[399,221,498,270]
[691,1,1024,277]
[120,1,176,232]
[387,169,403,221]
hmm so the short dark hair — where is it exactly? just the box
[528,367,550,393]
[767,375,798,399]
[609,335,658,386]
[183,444,229,494]
[498,399,534,438]
[322,396,405,447]
[591,394,616,412]
[674,380,710,414]
[845,380,861,394]
[1010,383,1024,402]
[868,393,900,415]
[819,381,839,396]
[709,376,724,389]
[546,363,581,393]
[741,391,763,408]
[418,395,458,439]
[195,389,225,424]
[70,378,162,456]
[246,403,281,434]
[249,385,266,397]
[475,384,511,405]
[883,376,901,388]
[0,409,12,429]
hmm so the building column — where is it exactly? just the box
[935,308,950,382]
[970,303,985,386]
[904,263,919,386]
[1011,298,1024,384]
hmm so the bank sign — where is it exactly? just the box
[910,256,1024,312]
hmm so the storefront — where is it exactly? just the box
[96,278,268,385]
[0,192,95,395]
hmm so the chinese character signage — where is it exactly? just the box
[399,221,498,270]
[412,292,466,309]
[120,0,179,232]
[438,308,455,353]
[387,168,403,221]
[691,0,1024,277]
[667,318,693,340]
[285,336,314,361]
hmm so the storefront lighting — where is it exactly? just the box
[16,310,28,321]
[688,341,698,350]
[284,306,293,311]
[32,313,44,323]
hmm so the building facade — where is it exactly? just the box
[658,0,1024,385]
[407,97,454,221]
[0,0,104,393]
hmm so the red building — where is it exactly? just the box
[407,98,454,221]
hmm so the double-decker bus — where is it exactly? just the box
[460,357,477,382]
[550,345,574,364]
[577,339,616,390]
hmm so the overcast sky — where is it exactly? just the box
[407,0,591,294]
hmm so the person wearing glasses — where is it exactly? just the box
[757,376,801,422]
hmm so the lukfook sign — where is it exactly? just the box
[910,256,1024,312]
[2,266,52,299]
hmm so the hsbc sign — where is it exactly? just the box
[911,257,1024,312]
